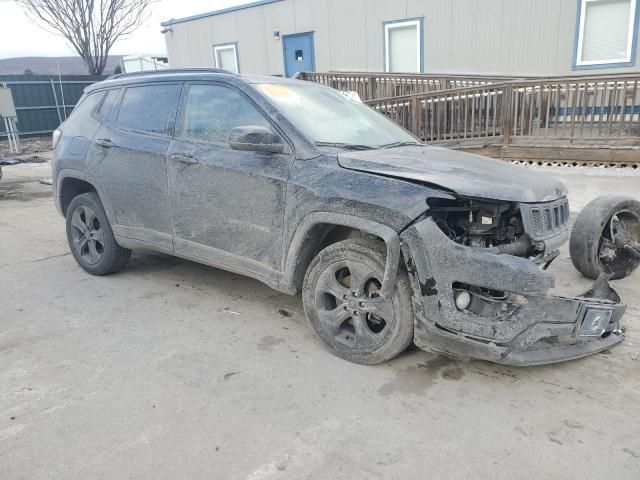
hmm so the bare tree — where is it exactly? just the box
[17,0,155,75]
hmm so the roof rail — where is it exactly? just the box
[106,67,233,80]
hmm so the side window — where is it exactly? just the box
[70,92,104,119]
[182,84,274,144]
[116,84,180,134]
[96,88,120,119]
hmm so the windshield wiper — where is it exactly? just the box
[379,141,422,149]
[315,142,375,151]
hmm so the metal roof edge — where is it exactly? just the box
[161,0,284,27]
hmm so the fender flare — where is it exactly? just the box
[55,168,86,189]
[55,168,86,216]
[55,169,115,222]
[282,212,400,299]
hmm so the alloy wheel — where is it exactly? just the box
[70,205,105,265]
[314,260,394,350]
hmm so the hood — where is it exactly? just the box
[337,145,568,203]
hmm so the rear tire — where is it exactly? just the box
[570,195,640,280]
[302,238,414,365]
[66,192,131,275]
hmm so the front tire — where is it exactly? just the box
[302,238,414,365]
[66,192,131,275]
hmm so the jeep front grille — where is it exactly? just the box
[520,198,570,240]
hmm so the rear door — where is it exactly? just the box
[89,82,180,249]
[167,82,294,271]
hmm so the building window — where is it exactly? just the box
[384,18,423,73]
[575,0,638,67]
[214,43,239,74]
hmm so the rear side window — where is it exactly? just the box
[182,84,273,144]
[116,84,180,134]
[96,88,120,119]
[70,92,104,120]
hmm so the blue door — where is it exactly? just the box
[283,32,315,77]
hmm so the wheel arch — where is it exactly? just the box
[59,176,97,216]
[56,170,113,221]
[282,212,400,297]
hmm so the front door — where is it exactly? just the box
[283,32,315,77]
[167,82,293,272]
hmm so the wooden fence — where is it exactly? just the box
[296,71,516,101]
[363,75,640,145]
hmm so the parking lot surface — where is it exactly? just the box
[1,161,639,479]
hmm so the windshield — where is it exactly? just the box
[256,83,418,148]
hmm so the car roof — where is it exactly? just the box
[85,68,315,93]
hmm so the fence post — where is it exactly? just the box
[50,79,63,125]
[540,85,548,129]
[502,84,513,145]
[368,74,376,101]
[410,97,421,137]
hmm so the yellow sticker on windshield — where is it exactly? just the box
[259,84,294,97]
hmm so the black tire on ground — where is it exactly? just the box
[302,238,414,365]
[65,192,131,275]
[569,195,640,280]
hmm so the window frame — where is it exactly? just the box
[176,81,293,152]
[383,17,424,73]
[574,0,639,69]
[213,42,240,74]
[112,82,181,137]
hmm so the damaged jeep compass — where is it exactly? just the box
[52,69,636,366]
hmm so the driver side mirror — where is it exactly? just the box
[228,125,287,154]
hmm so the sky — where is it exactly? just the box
[0,0,249,58]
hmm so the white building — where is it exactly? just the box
[161,0,640,77]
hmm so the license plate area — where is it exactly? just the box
[579,307,613,337]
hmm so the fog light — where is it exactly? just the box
[454,291,471,310]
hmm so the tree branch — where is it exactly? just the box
[16,0,156,75]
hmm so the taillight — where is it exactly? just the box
[52,128,62,149]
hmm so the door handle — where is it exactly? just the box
[170,153,199,165]
[95,138,115,148]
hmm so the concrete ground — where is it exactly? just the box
[1,160,639,480]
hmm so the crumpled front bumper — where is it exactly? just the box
[400,218,626,366]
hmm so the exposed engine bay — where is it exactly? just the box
[425,196,570,320]
[427,197,542,259]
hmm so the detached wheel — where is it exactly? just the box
[66,192,131,275]
[570,195,640,280]
[302,238,414,365]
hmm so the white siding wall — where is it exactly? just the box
[164,0,640,76]
[293,0,331,71]
[407,0,451,72]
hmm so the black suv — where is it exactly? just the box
[52,69,627,365]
